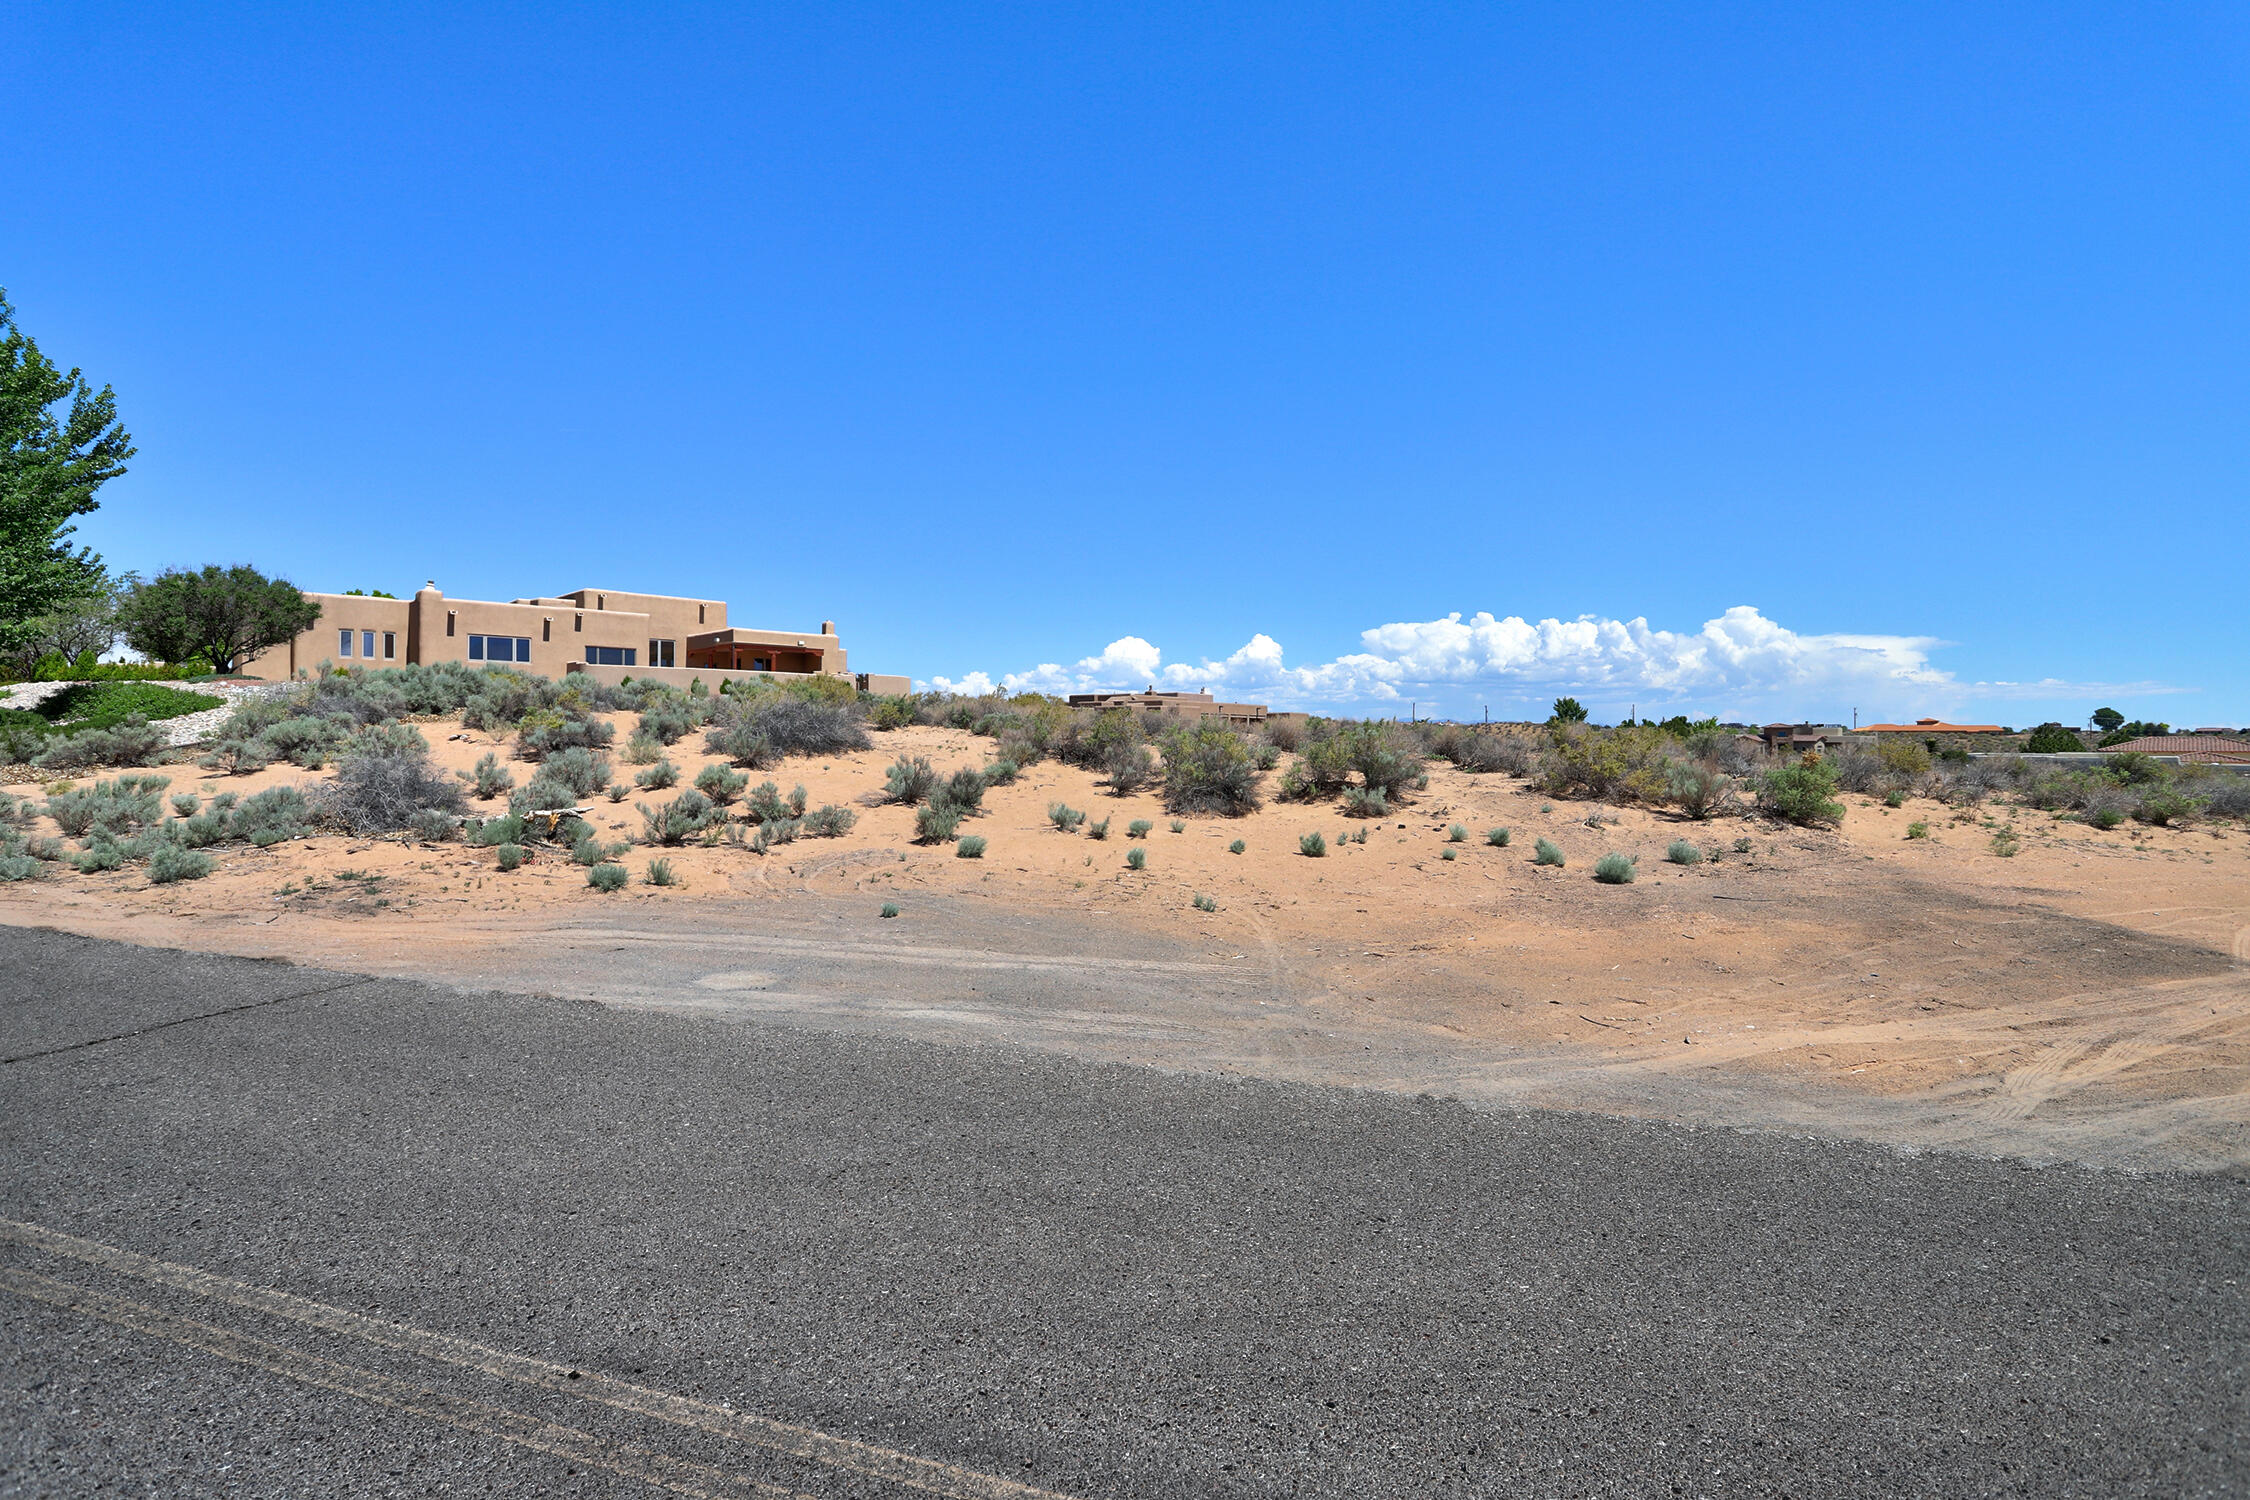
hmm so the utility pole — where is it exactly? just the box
[1852,707,1858,730]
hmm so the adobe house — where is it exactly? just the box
[1066,687,1280,730]
[239,585,909,695]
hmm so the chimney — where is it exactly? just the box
[820,619,835,637]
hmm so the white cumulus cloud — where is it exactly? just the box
[919,604,2179,719]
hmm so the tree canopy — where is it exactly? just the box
[0,290,135,655]
[2090,706,2125,733]
[118,565,322,674]
[1550,696,1589,724]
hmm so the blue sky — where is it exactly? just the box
[9,4,2246,725]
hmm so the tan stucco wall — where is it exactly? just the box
[559,590,724,667]
[564,662,855,695]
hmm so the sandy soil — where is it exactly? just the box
[7,720,2247,1171]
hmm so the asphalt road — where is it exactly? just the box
[2,926,2243,1498]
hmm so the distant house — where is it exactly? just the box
[2100,734,2250,765]
[1858,717,2005,734]
[1758,723,1849,754]
[1067,686,1287,730]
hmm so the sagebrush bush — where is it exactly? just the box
[1278,734,1353,802]
[707,698,869,764]
[323,740,469,834]
[1342,722,1424,799]
[1443,730,1534,776]
[73,831,127,872]
[542,746,613,798]
[956,835,987,859]
[645,858,678,886]
[885,756,939,804]
[914,802,962,844]
[495,843,525,871]
[1906,820,1931,838]
[46,775,169,838]
[1539,724,1669,804]
[1128,819,1153,839]
[1533,838,1565,867]
[1447,824,1468,842]
[1087,816,1111,840]
[31,715,167,771]
[409,808,459,842]
[0,853,41,882]
[1486,827,1511,847]
[517,711,614,761]
[1665,760,1730,819]
[1341,786,1388,819]
[1594,852,1636,884]
[1048,802,1085,833]
[2135,789,2197,827]
[1104,741,1155,796]
[866,695,918,731]
[465,752,514,800]
[625,728,664,764]
[985,758,1020,785]
[1160,722,1263,817]
[588,861,629,891]
[1169,819,1185,833]
[803,804,857,837]
[1299,831,1326,857]
[939,767,988,812]
[1757,758,1844,826]
[169,793,200,818]
[635,758,679,791]
[695,763,748,806]
[1192,893,1217,912]
[639,788,721,845]
[1665,839,1701,865]
[639,696,704,746]
[1125,845,1146,870]
[228,785,312,847]
[148,842,214,883]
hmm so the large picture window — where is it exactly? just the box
[584,646,637,666]
[648,639,676,668]
[468,635,533,663]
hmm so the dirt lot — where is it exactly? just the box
[6,721,2247,1170]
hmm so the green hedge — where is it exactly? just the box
[34,682,224,731]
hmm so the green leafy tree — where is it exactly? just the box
[1,291,135,656]
[2090,706,2124,733]
[118,565,322,674]
[1550,696,1589,724]
[2024,723,2084,754]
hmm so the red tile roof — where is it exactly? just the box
[2103,735,2250,762]
[1859,720,2005,734]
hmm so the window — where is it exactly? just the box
[468,635,533,663]
[542,618,551,642]
[584,646,636,666]
[338,629,353,658]
[446,612,456,637]
[649,639,675,668]
[382,632,397,660]
[574,613,582,632]
[361,630,376,659]
[697,604,706,624]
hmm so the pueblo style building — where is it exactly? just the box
[241,584,909,696]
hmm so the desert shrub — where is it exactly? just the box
[1262,718,1306,752]
[1883,789,1905,808]
[638,696,704,746]
[1350,825,1368,843]
[1757,758,1844,826]
[1103,741,1156,796]
[234,785,314,846]
[494,842,525,870]
[635,758,680,791]
[708,698,868,764]
[1341,786,1388,819]
[1228,839,1245,854]
[324,740,469,834]
[1193,893,1217,912]
[1048,802,1085,833]
[166,792,198,817]
[1340,722,1424,800]
[1447,824,1468,842]
[539,746,612,799]
[1157,722,1263,817]
[1665,760,1730,819]
[1052,708,1144,773]
[744,781,808,825]
[147,842,214,883]
[470,812,527,847]
[73,831,127,872]
[879,901,900,918]
[1989,829,2021,858]
[885,756,939,804]
[939,767,988,813]
[31,715,168,770]
[625,728,664,764]
[259,716,346,769]
[511,773,582,814]
[1538,724,1669,804]
[1906,820,1931,839]
[866,695,918,731]
[645,857,679,886]
[1278,733,1354,802]
[606,783,629,803]
[1125,845,1146,870]
[1665,839,1702,865]
[2104,752,2163,786]
[2024,723,2085,754]
[1127,818,1153,839]
[46,775,169,838]
[1593,852,1636,884]
[694,763,748,806]
[1827,745,1884,795]
[1169,819,1186,833]
[1299,831,1326,857]
[1533,838,1565,867]
[458,751,510,801]
[914,802,962,844]
[409,808,459,842]
[1087,816,1111,840]
[1440,847,1456,861]
[1442,729,1534,775]
[957,835,987,859]
[2190,776,2250,820]
[2135,789,2198,827]
[588,861,629,891]
[748,817,803,854]
[640,788,721,845]
[803,804,857,837]
[0,853,41,882]
[985,757,1020,786]
[1486,827,1511,847]
[1876,739,1933,779]
[518,711,614,762]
